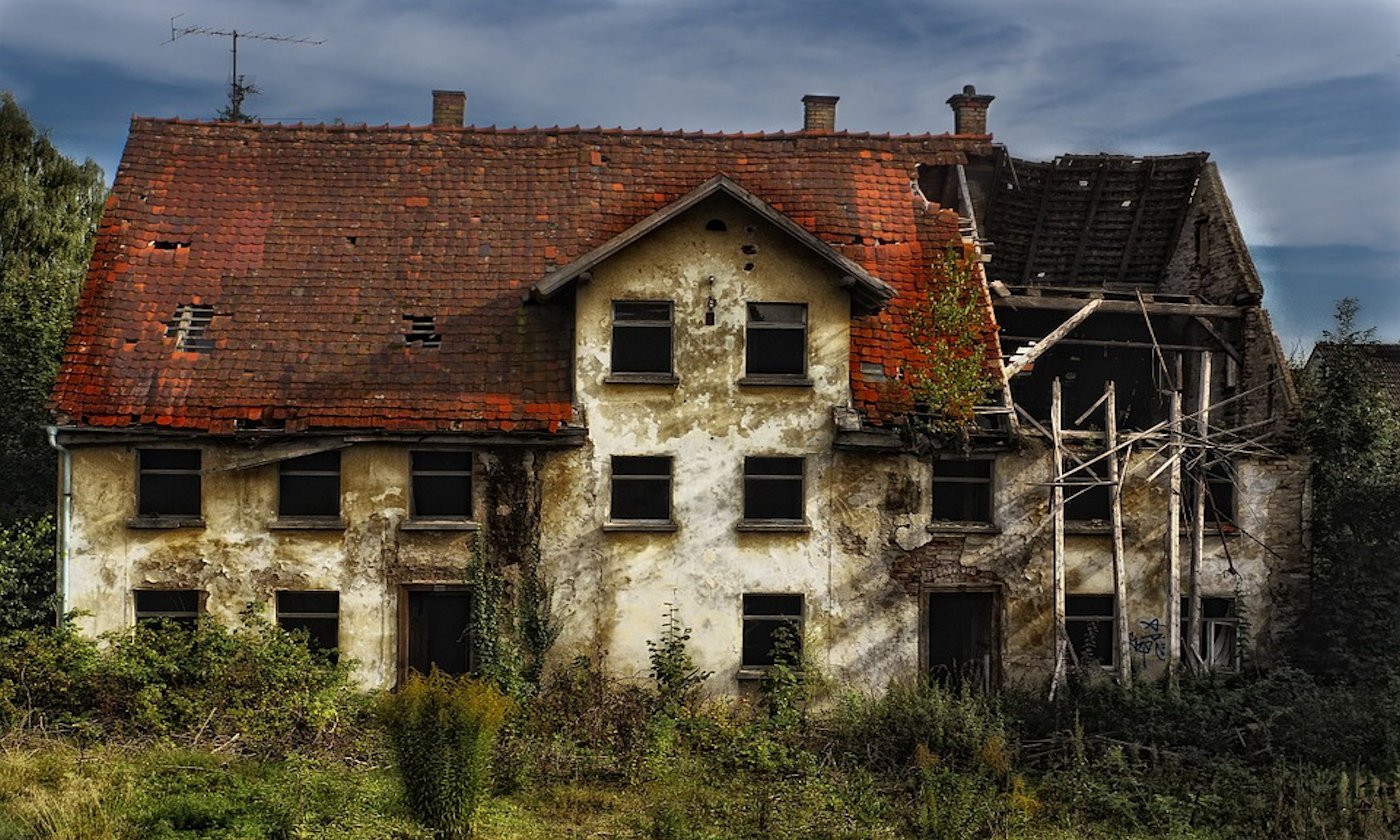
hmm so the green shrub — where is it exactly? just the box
[0,620,98,730]
[0,517,57,632]
[379,669,512,838]
[647,604,709,719]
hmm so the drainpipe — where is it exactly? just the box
[46,426,71,624]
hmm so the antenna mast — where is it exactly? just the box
[167,15,324,122]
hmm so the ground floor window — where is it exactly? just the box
[741,593,803,669]
[1182,596,1239,672]
[134,589,201,628]
[1066,594,1115,667]
[276,590,340,659]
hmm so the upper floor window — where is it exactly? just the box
[411,451,474,520]
[611,301,674,380]
[741,456,805,527]
[932,458,994,524]
[134,589,201,629]
[1191,459,1236,527]
[1064,458,1110,523]
[744,303,807,381]
[279,451,341,520]
[608,455,674,528]
[136,449,202,520]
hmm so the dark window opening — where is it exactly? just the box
[927,591,996,689]
[1067,594,1115,667]
[742,593,803,668]
[135,589,201,629]
[932,459,994,523]
[279,451,341,518]
[165,304,215,352]
[1190,459,1236,526]
[610,455,672,522]
[277,591,339,659]
[411,451,473,519]
[1063,457,1111,522]
[137,449,202,518]
[1181,596,1239,672]
[406,589,474,677]
[403,315,442,348]
[745,303,807,377]
[743,456,804,522]
[705,219,727,231]
[612,301,673,376]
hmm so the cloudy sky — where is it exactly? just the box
[2,0,1396,352]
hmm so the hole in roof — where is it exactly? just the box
[151,240,190,251]
[165,304,215,353]
[705,219,727,232]
[346,236,357,245]
[743,262,755,272]
[1121,200,1132,208]
[403,315,442,349]
[741,244,757,255]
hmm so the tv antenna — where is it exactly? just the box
[166,15,324,122]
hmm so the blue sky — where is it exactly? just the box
[2,0,1396,352]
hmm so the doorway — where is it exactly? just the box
[925,590,997,689]
[402,587,474,679]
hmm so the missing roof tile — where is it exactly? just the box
[151,240,190,250]
[165,304,215,352]
[404,315,442,348]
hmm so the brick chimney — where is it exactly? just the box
[802,94,839,133]
[432,90,466,127]
[946,85,994,135]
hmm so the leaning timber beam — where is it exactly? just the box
[1004,298,1102,378]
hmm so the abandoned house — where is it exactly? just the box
[48,87,1306,691]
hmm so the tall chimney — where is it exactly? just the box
[802,94,839,133]
[946,85,994,135]
[432,90,466,127]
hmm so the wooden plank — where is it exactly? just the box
[1069,161,1110,282]
[1021,166,1056,283]
[1003,298,1103,378]
[1192,315,1244,364]
[1166,389,1183,691]
[1115,159,1154,284]
[995,296,1243,318]
[1106,382,1131,682]
[1187,352,1211,671]
[1050,378,1068,696]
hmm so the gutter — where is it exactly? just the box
[46,426,71,624]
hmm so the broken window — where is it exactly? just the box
[403,315,441,348]
[137,449,202,519]
[1066,594,1115,667]
[743,456,805,523]
[134,589,201,629]
[278,451,341,519]
[1063,457,1111,523]
[277,590,339,659]
[1189,458,1236,526]
[1182,596,1239,672]
[745,303,807,379]
[611,301,673,377]
[742,593,803,669]
[411,451,473,519]
[609,456,673,523]
[932,459,994,523]
[165,304,215,352]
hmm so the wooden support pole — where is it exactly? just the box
[1166,389,1183,691]
[1050,378,1068,697]
[1106,381,1130,684]
[1188,351,1212,671]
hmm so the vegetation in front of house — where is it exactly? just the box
[2,610,1399,840]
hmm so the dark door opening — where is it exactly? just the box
[926,591,996,689]
[405,588,474,678]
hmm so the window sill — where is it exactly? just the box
[738,375,812,388]
[927,522,1001,535]
[736,666,802,681]
[271,517,346,531]
[127,516,205,530]
[605,373,679,385]
[1064,522,1111,535]
[1179,525,1240,538]
[401,519,480,532]
[737,519,811,533]
[603,520,678,533]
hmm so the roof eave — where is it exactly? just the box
[531,174,895,313]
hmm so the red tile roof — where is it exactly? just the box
[52,119,997,434]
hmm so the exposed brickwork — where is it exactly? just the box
[891,536,1004,594]
[431,90,466,127]
[52,119,995,434]
[801,95,839,133]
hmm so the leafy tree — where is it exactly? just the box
[1294,299,1400,682]
[0,92,106,522]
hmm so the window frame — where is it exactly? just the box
[1063,455,1111,526]
[739,455,808,531]
[133,589,202,629]
[606,455,676,530]
[1066,594,1116,668]
[131,448,204,527]
[404,450,477,529]
[1181,596,1240,672]
[1190,458,1237,529]
[740,592,804,674]
[276,590,340,660]
[608,300,677,384]
[742,302,810,385]
[275,450,344,527]
[931,457,996,527]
